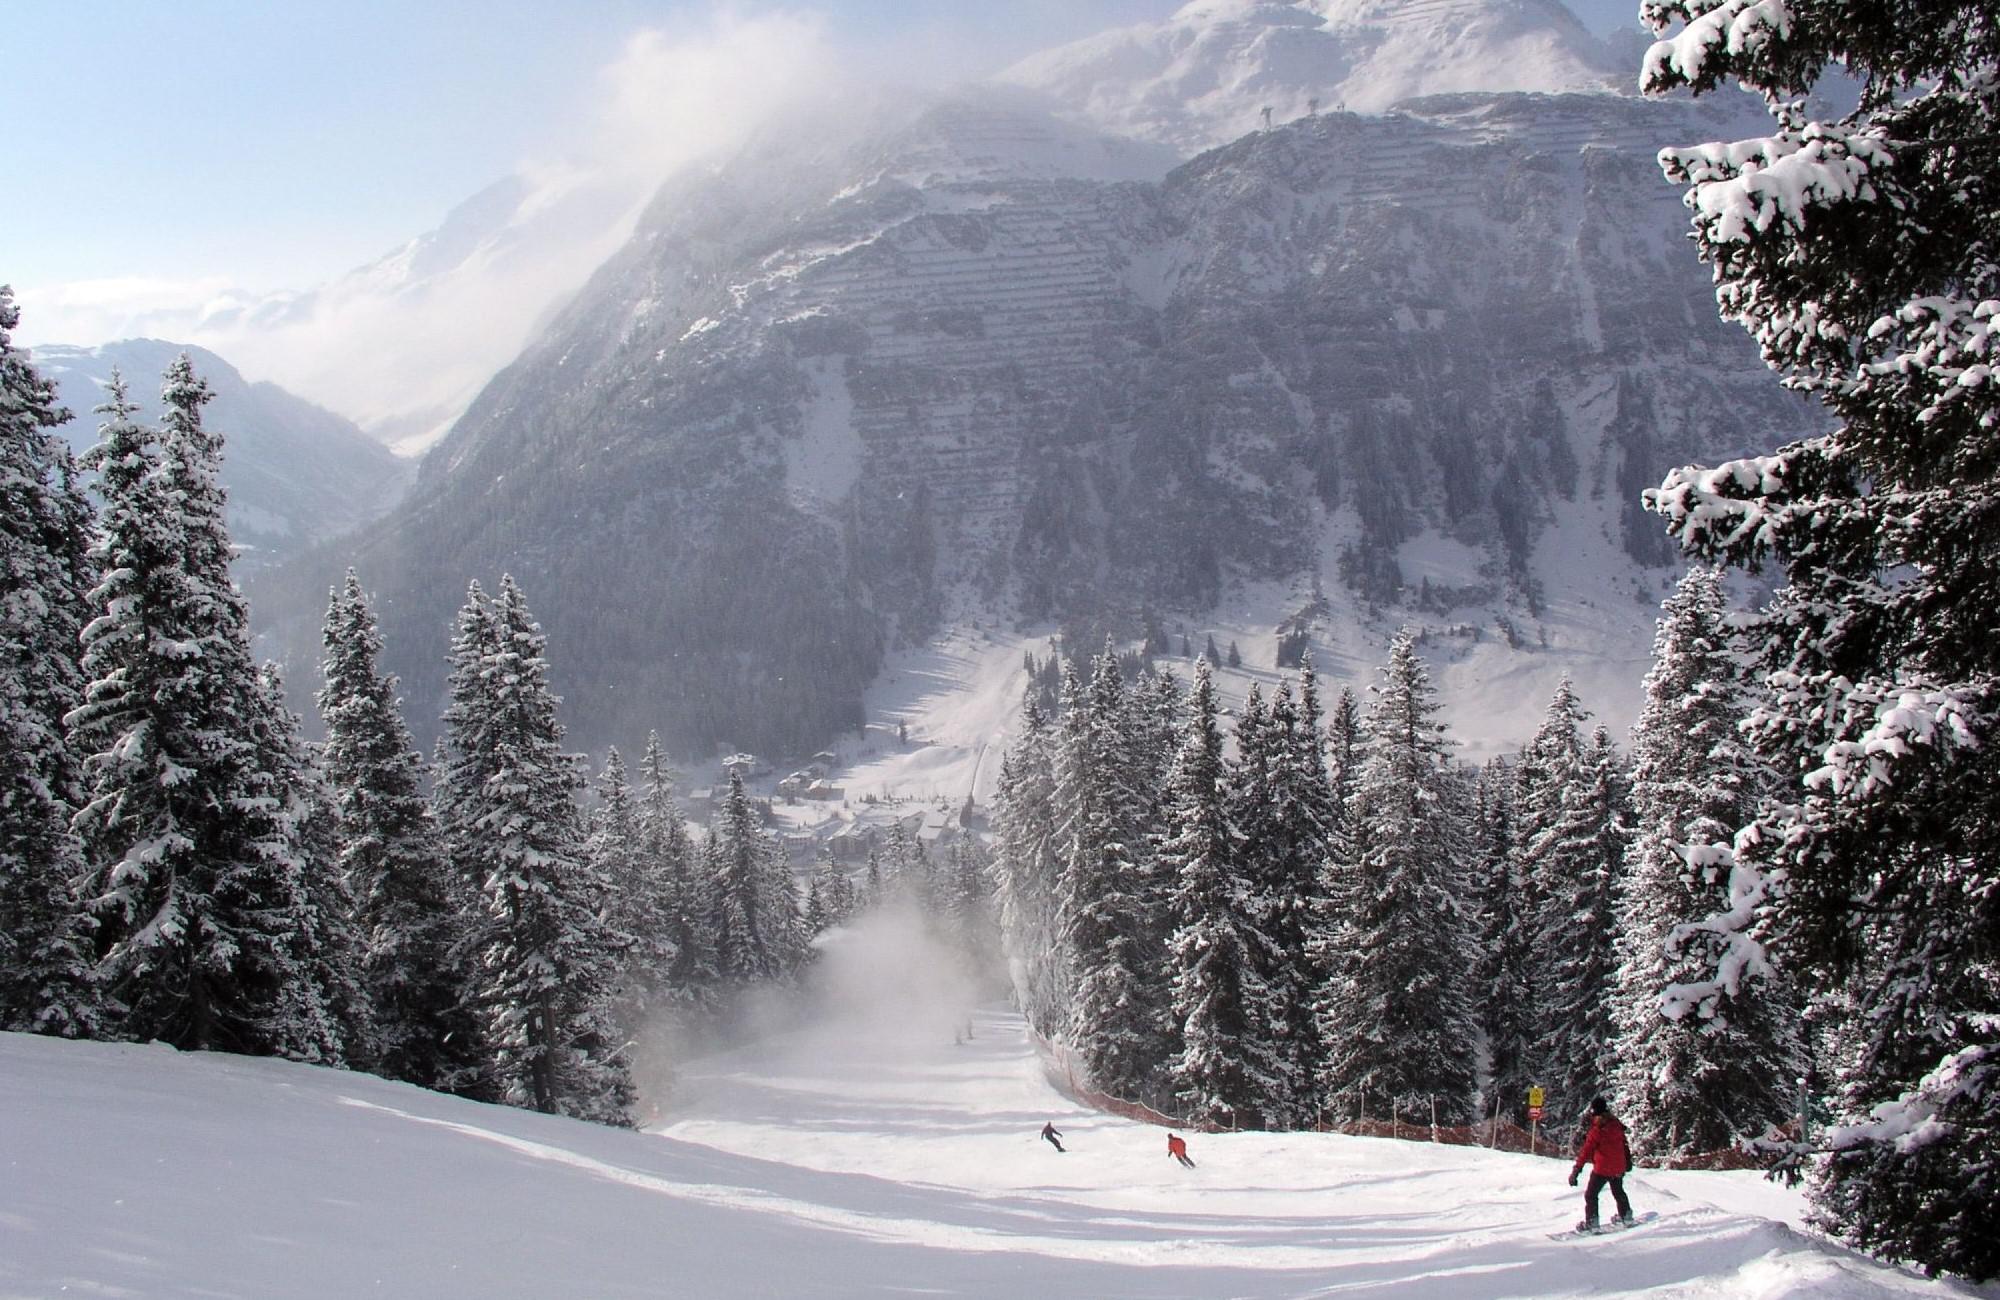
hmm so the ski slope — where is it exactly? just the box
[3,945,1990,1299]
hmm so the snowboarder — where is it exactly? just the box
[1167,1133,1196,1168]
[1041,1122,1065,1153]
[1568,1096,1634,1231]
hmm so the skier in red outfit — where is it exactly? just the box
[1167,1133,1196,1168]
[1568,1095,1634,1231]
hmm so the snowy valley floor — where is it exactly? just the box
[3,1003,1994,1299]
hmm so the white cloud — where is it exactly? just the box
[14,8,836,455]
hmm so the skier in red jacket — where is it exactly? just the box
[1568,1095,1634,1231]
[1167,1133,1196,1168]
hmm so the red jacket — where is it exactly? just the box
[1573,1116,1630,1177]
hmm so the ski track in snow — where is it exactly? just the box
[3,1010,1989,1298]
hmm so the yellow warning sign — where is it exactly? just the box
[1528,1085,1545,1108]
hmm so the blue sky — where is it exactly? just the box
[5,0,1648,305]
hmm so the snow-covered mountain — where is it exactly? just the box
[26,170,648,457]
[32,339,412,570]
[1001,0,1627,154]
[251,51,1815,761]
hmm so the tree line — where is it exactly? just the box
[0,298,994,1126]
[991,606,1801,1154]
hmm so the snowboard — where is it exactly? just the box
[1548,1210,1659,1240]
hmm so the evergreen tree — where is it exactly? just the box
[862,846,885,914]
[1612,567,1802,1160]
[711,769,783,984]
[1532,726,1632,1136]
[69,361,328,1057]
[1471,757,1534,1121]
[943,837,995,971]
[437,576,629,1122]
[993,697,1069,1038]
[589,748,672,1015]
[1510,677,1589,1089]
[804,873,829,938]
[1219,683,1308,1120]
[1058,647,1167,1102]
[319,572,486,1093]
[1308,685,1365,1107]
[1267,662,1341,1124]
[885,819,930,912]
[0,288,99,1036]
[636,733,712,999]
[1165,658,1284,1127]
[1319,630,1479,1125]
[250,664,368,1066]
[1640,3,2000,1273]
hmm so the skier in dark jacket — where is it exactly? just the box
[1568,1095,1634,1231]
[1041,1122,1065,1153]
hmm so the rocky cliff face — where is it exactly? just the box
[256,65,1812,759]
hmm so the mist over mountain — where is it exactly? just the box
[31,339,411,570]
[251,0,1818,763]
[1001,0,1626,153]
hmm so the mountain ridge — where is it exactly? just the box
[252,73,1818,762]
[32,339,412,570]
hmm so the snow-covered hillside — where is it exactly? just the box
[30,338,412,568]
[4,984,1983,1298]
[1001,0,1625,153]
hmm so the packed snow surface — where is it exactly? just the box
[4,990,1988,1298]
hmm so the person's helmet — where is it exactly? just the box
[1590,1095,1608,1116]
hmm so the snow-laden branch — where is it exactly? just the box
[1804,681,1987,801]
[1660,123,1889,244]
[1642,0,1794,93]
[1865,296,2000,428]
[1658,828,1779,1023]
[1645,451,1792,558]
[1824,1037,2000,1154]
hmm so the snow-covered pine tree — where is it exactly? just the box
[1058,646,1169,1103]
[1532,726,1633,1137]
[804,873,829,937]
[589,748,673,1017]
[710,768,781,984]
[1267,661,1342,1125]
[318,572,487,1093]
[1471,756,1534,1121]
[761,838,807,980]
[1639,2,2000,1274]
[1308,684,1365,1110]
[439,575,630,1122]
[0,288,99,1036]
[943,836,996,974]
[1509,677,1589,1090]
[819,849,857,928]
[1319,630,1479,1125]
[884,819,930,913]
[69,361,328,1058]
[635,732,712,1000]
[992,696,1069,1039]
[1612,566,1801,1161]
[1165,657,1285,1128]
[1219,682,1309,1122]
[249,663,367,1066]
[434,579,503,949]
[862,845,884,914]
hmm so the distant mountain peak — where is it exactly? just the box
[1000,0,1623,155]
